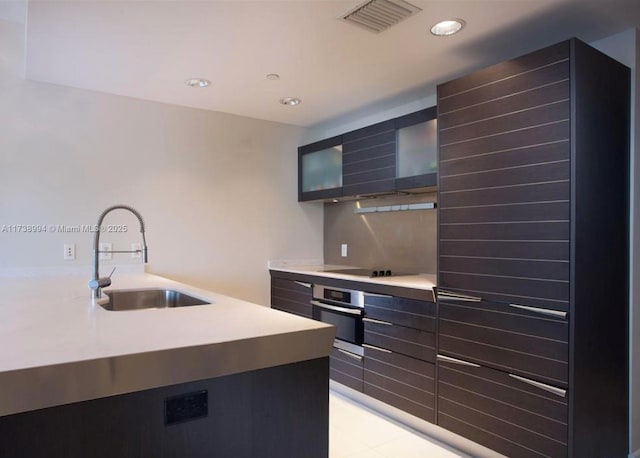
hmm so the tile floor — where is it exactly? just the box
[329,390,469,458]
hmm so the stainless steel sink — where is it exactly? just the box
[100,288,212,311]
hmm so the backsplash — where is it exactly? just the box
[324,192,437,274]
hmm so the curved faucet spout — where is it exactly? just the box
[90,205,148,300]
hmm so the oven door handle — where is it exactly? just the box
[310,300,362,316]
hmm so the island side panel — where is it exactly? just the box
[0,357,329,458]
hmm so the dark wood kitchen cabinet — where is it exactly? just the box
[363,293,437,423]
[270,276,313,318]
[395,106,438,191]
[438,356,569,458]
[437,38,629,457]
[329,346,363,392]
[298,135,343,202]
[342,119,397,196]
[0,358,329,458]
[298,107,438,201]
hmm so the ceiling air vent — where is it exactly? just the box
[341,0,422,34]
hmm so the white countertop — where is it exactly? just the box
[0,272,334,417]
[269,263,437,292]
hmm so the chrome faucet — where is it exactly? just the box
[89,205,148,300]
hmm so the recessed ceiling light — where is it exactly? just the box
[266,73,280,80]
[184,78,211,88]
[430,19,465,36]
[280,97,302,106]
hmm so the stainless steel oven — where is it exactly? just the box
[311,284,364,356]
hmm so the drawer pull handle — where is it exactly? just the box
[294,281,312,288]
[437,354,481,368]
[508,303,568,319]
[363,344,392,354]
[337,348,363,361]
[509,374,567,398]
[363,317,393,326]
[365,293,393,298]
[437,290,482,302]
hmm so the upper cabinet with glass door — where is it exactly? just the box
[297,107,438,201]
[298,135,343,202]
[395,107,438,191]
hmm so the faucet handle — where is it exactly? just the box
[88,277,112,290]
[88,267,116,290]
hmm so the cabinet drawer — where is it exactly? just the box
[438,298,568,387]
[330,347,363,392]
[364,294,435,332]
[364,345,435,423]
[364,320,435,363]
[438,356,568,458]
[271,278,312,318]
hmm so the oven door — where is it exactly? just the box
[311,300,364,346]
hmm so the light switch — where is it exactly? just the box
[63,244,75,261]
[341,244,348,257]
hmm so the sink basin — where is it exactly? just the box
[100,288,212,311]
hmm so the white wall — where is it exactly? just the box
[0,19,323,306]
[591,29,640,456]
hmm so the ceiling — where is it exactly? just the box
[6,0,640,126]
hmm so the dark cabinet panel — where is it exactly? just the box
[439,141,570,179]
[343,150,395,176]
[439,256,569,282]
[342,120,396,196]
[439,180,570,209]
[440,120,570,162]
[364,345,435,423]
[440,220,569,241]
[439,161,570,194]
[364,294,436,333]
[439,79,570,129]
[439,271,569,305]
[0,358,329,458]
[438,359,568,458]
[364,320,436,363]
[343,130,395,154]
[439,60,569,114]
[438,41,569,99]
[440,240,569,262]
[330,347,363,392]
[270,278,312,318]
[440,100,570,146]
[439,298,569,387]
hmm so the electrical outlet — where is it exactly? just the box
[99,242,112,260]
[131,242,141,259]
[341,244,348,257]
[63,243,75,261]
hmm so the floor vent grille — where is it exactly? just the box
[341,0,422,33]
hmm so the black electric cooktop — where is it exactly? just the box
[322,268,415,278]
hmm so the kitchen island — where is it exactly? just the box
[0,271,335,457]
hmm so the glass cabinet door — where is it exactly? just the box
[397,118,438,178]
[301,145,342,193]
[394,107,438,191]
[298,135,343,201]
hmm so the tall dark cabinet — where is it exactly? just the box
[436,38,629,457]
